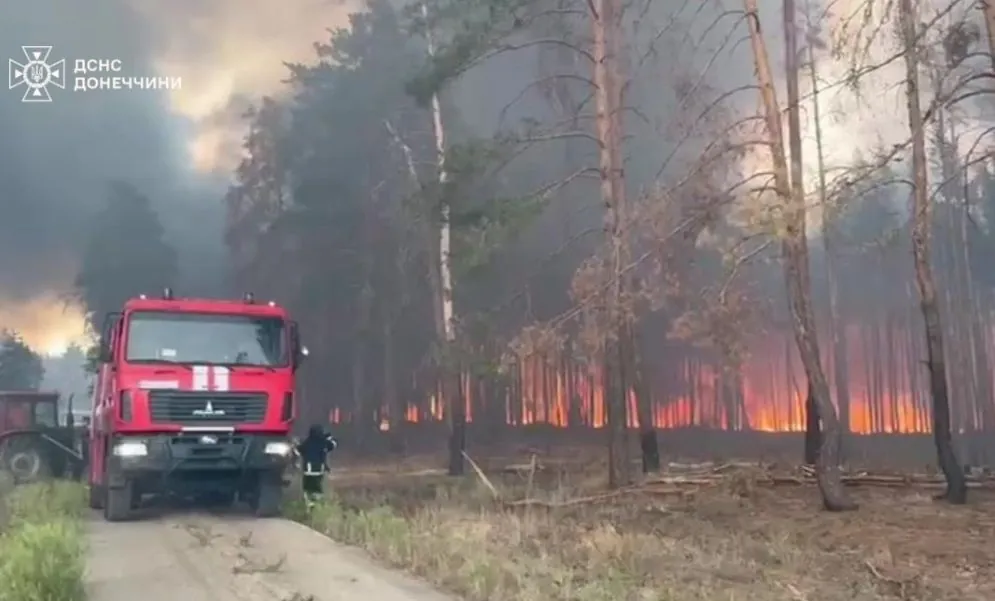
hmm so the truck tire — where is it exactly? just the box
[252,476,283,518]
[89,483,104,510]
[104,479,135,522]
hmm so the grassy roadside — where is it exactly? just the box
[288,463,995,601]
[0,473,88,601]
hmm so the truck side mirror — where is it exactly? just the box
[98,312,121,363]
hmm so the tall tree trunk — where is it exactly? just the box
[352,220,375,449]
[981,0,995,71]
[899,0,966,503]
[747,0,855,510]
[421,3,464,476]
[592,0,631,488]
[871,319,883,432]
[789,0,822,466]
[804,383,820,463]
[807,23,850,447]
[906,282,925,431]
[887,312,899,431]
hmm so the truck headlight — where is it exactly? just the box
[264,441,292,456]
[112,441,148,457]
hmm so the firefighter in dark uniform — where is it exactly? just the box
[296,424,338,506]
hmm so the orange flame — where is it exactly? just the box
[330,324,995,435]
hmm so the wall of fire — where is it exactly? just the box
[326,322,995,435]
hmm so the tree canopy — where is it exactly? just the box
[0,331,44,391]
[74,181,179,329]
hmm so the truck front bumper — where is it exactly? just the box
[107,432,293,479]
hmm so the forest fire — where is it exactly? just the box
[343,324,995,436]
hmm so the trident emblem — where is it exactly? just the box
[9,46,65,103]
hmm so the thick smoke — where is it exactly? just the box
[0,0,964,353]
[0,0,190,347]
[0,0,354,350]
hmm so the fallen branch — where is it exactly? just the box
[644,475,725,485]
[463,451,501,500]
[768,467,995,489]
[503,484,692,509]
[666,460,761,472]
[771,477,995,490]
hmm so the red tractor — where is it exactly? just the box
[88,289,306,521]
[0,391,85,482]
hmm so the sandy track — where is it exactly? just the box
[85,511,454,601]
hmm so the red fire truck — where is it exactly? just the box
[88,289,306,521]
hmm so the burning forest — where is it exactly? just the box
[57,0,995,513]
[11,0,995,597]
[214,0,995,503]
[335,320,995,435]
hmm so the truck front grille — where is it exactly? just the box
[148,391,268,425]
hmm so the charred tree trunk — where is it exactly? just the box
[447,369,466,474]
[603,343,630,486]
[871,319,883,432]
[899,0,966,503]
[906,283,926,431]
[736,370,748,429]
[384,317,404,454]
[352,263,375,449]
[748,0,855,510]
[628,322,659,472]
[887,312,899,431]
[785,335,797,429]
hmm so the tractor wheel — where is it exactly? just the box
[1,437,50,484]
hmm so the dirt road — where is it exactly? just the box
[85,511,454,601]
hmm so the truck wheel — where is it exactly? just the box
[89,483,105,510]
[104,480,135,522]
[252,477,283,518]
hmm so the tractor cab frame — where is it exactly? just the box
[0,391,85,483]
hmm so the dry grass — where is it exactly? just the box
[290,454,995,601]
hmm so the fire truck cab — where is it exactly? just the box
[88,289,306,521]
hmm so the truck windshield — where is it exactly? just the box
[125,311,288,367]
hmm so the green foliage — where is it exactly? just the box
[74,181,178,328]
[454,192,545,275]
[439,136,547,276]
[404,0,533,105]
[0,332,44,391]
[82,345,100,376]
[0,481,87,601]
